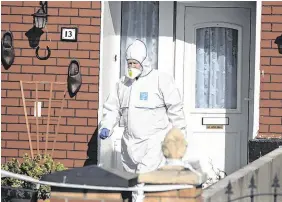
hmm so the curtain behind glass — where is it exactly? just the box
[120,1,159,77]
[195,27,238,109]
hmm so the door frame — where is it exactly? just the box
[98,1,175,168]
[98,1,261,166]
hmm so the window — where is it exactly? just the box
[195,27,238,109]
[120,1,159,77]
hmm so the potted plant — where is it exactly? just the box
[1,153,67,202]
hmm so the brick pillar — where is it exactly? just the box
[249,0,282,163]
[49,186,203,202]
[145,187,203,202]
[259,1,282,139]
[50,191,124,202]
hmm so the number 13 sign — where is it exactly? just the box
[61,27,78,42]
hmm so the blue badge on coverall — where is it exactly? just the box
[140,92,148,100]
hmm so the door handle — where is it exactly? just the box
[244,98,252,101]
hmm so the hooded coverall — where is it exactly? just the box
[99,39,187,174]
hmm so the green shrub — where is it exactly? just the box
[1,153,67,200]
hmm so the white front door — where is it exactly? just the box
[176,5,251,181]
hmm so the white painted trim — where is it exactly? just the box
[97,1,105,166]
[252,1,262,139]
[98,2,122,168]
[158,2,175,77]
[175,3,185,99]
[248,3,256,142]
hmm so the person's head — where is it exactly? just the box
[126,39,147,79]
[127,59,141,69]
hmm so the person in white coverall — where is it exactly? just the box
[99,39,187,201]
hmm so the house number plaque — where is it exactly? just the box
[206,125,224,129]
[60,27,78,42]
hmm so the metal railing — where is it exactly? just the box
[225,174,282,202]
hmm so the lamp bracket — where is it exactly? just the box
[39,1,48,19]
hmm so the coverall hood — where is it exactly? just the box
[125,39,153,78]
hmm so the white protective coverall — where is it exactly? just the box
[99,40,187,174]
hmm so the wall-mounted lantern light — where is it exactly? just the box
[274,34,282,54]
[32,1,48,29]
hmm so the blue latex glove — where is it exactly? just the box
[99,128,110,139]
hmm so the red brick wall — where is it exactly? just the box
[259,1,282,138]
[49,188,203,202]
[1,1,101,168]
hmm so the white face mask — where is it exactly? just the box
[127,67,142,79]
